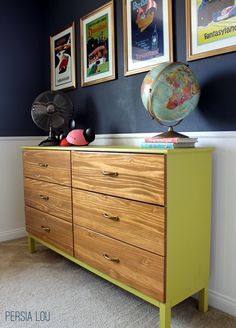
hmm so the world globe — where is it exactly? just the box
[141,62,200,138]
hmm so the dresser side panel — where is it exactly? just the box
[165,151,213,306]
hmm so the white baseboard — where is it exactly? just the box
[209,289,236,317]
[0,227,26,242]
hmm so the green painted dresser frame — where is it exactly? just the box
[23,146,214,328]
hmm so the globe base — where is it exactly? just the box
[154,126,189,139]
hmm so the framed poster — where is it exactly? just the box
[80,1,115,87]
[50,22,76,91]
[186,0,236,61]
[123,0,173,76]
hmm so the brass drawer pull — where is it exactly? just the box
[101,170,119,177]
[103,213,119,221]
[39,162,48,168]
[103,253,120,263]
[41,226,50,232]
[40,194,49,201]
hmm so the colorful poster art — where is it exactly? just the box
[50,22,76,91]
[80,1,115,87]
[54,33,72,87]
[123,0,173,76]
[186,0,236,60]
[131,0,164,62]
[86,14,109,78]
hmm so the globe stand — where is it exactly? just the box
[153,121,189,139]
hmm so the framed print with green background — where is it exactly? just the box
[123,0,173,76]
[50,22,76,91]
[80,1,115,87]
[186,0,236,61]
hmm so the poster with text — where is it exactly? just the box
[123,0,173,75]
[187,0,236,60]
[80,1,115,87]
[86,14,109,78]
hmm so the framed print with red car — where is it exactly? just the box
[50,22,76,91]
[80,1,115,87]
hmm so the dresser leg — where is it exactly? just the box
[159,303,171,328]
[28,236,36,253]
[198,287,208,312]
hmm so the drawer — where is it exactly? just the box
[25,206,73,255]
[74,225,165,301]
[24,178,72,222]
[72,152,165,205]
[23,150,71,186]
[73,189,165,255]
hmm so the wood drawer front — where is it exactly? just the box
[72,152,165,205]
[73,189,165,256]
[74,225,165,301]
[24,178,72,222]
[25,206,73,255]
[23,150,71,186]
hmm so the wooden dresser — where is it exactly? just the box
[22,146,213,328]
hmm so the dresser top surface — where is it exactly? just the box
[22,145,214,154]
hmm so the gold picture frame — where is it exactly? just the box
[50,22,76,91]
[186,0,236,61]
[123,0,173,76]
[80,1,116,87]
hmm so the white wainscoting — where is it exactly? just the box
[0,137,42,241]
[0,132,236,317]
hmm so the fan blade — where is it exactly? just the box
[31,102,49,130]
[50,113,65,129]
[53,93,73,110]
[32,111,51,131]
[34,118,51,131]
[53,93,68,107]
[51,106,71,115]
[32,103,48,113]
[35,92,54,103]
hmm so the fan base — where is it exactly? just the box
[38,139,59,147]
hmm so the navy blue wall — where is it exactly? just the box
[1,1,236,136]
[44,0,236,134]
[0,0,46,136]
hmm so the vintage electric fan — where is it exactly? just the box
[31,90,73,146]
